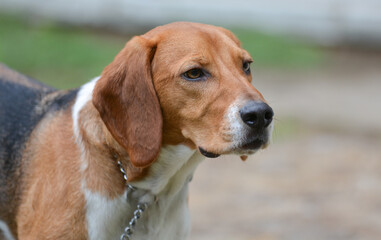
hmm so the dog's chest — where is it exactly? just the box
[85,187,191,240]
[84,146,203,240]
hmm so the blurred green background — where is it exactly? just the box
[0,13,322,89]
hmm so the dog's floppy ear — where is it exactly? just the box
[93,36,162,168]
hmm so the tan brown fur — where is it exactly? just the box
[16,108,87,239]
[77,102,147,196]
[93,37,163,169]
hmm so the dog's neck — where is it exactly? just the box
[72,78,205,239]
[73,77,203,196]
[131,144,200,191]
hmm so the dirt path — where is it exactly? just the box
[189,50,381,240]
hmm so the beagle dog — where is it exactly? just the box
[0,22,273,240]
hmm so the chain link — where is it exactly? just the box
[116,159,149,240]
[117,160,128,181]
[120,203,148,240]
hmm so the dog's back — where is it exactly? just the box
[0,64,79,236]
[0,64,54,231]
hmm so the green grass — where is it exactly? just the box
[0,13,323,89]
[0,14,126,89]
[232,29,323,68]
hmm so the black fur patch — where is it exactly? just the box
[0,64,79,224]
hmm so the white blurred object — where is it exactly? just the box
[1,0,381,46]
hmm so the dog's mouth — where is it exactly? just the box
[198,139,267,159]
[199,147,220,158]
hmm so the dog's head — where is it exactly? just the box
[93,22,273,167]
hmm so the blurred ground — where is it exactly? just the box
[189,50,381,240]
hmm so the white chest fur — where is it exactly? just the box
[84,146,204,240]
[73,78,204,239]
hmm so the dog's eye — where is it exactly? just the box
[183,68,204,80]
[243,61,251,74]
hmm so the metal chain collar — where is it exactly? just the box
[116,160,150,240]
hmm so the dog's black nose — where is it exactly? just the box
[240,101,273,129]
